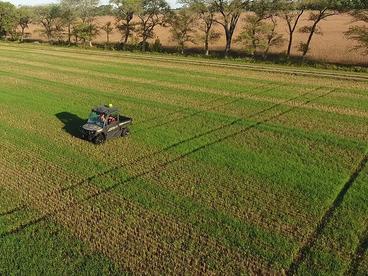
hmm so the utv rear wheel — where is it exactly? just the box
[93,133,106,144]
[121,128,130,137]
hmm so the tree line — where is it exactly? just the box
[0,0,367,59]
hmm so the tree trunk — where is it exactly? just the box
[124,32,129,44]
[204,32,209,56]
[21,28,25,42]
[285,10,304,58]
[302,20,319,57]
[68,24,71,45]
[123,20,131,49]
[287,31,293,57]
[142,37,147,51]
[224,32,231,57]
[124,26,129,44]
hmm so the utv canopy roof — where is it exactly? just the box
[92,105,119,115]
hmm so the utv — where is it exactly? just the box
[81,105,132,144]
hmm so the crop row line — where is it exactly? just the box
[136,84,276,133]
[4,44,367,82]
[0,205,26,217]
[0,51,277,91]
[287,153,368,275]
[119,54,368,82]
[0,56,285,110]
[3,62,362,123]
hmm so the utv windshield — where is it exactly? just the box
[88,112,104,127]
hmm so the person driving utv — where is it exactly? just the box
[99,113,106,125]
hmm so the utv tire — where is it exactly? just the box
[93,133,106,145]
[121,128,130,137]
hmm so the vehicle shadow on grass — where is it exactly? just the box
[55,112,85,139]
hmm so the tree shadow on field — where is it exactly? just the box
[55,112,85,139]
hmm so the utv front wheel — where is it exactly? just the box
[93,133,106,145]
[121,128,130,137]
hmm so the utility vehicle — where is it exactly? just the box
[81,105,132,144]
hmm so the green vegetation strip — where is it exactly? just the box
[0,43,368,274]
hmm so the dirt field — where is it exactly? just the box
[26,12,368,65]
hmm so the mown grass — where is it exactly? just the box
[0,42,367,274]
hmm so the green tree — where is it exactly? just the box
[73,21,99,47]
[110,0,140,46]
[136,0,171,51]
[237,0,283,56]
[263,15,284,56]
[298,0,344,57]
[60,0,78,44]
[181,0,220,55]
[35,4,64,43]
[279,0,306,57]
[101,21,114,45]
[212,0,249,57]
[18,7,33,42]
[95,4,114,16]
[169,8,196,54]
[0,1,18,39]
[76,0,99,23]
[345,10,368,55]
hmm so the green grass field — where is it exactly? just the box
[0,42,367,275]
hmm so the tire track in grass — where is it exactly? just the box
[1,87,320,232]
[347,228,368,275]
[0,215,47,239]
[0,205,26,217]
[60,86,313,194]
[287,153,368,275]
[85,88,335,199]
[0,88,334,273]
[0,154,270,274]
